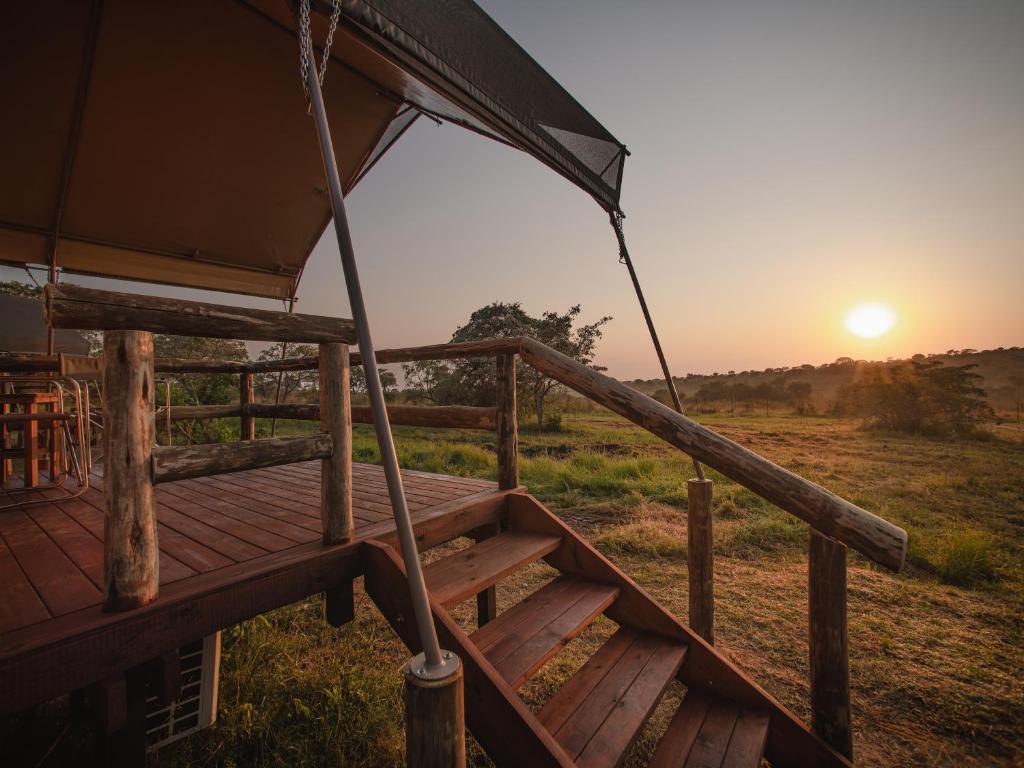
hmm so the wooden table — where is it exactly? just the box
[0,391,62,489]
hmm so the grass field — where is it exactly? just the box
[152,411,1024,768]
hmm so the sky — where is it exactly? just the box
[5,0,1023,378]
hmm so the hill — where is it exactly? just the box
[624,347,1024,415]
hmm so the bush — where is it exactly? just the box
[543,412,564,432]
[834,360,993,435]
[939,531,996,587]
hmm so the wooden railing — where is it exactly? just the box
[251,335,896,760]
[35,285,906,759]
[43,284,358,616]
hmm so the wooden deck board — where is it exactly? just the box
[0,537,49,633]
[0,509,102,618]
[0,461,496,633]
[0,461,509,716]
[37,487,201,582]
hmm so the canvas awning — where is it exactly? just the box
[0,1,626,300]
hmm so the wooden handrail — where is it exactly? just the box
[0,412,73,424]
[14,330,905,568]
[156,356,318,374]
[154,404,242,420]
[349,339,521,366]
[1,339,522,375]
[151,434,334,484]
[243,403,498,430]
[45,285,356,344]
[516,337,907,571]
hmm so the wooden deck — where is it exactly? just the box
[0,462,510,714]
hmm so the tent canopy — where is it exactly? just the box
[0,0,626,300]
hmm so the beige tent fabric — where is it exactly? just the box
[1,0,627,299]
[0,0,403,299]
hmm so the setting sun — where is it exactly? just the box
[845,304,896,338]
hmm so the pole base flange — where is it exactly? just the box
[404,650,461,683]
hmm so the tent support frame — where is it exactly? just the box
[302,27,450,677]
[611,212,705,481]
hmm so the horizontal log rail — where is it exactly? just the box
[154,404,242,421]
[156,356,318,374]
[244,403,497,430]
[145,402,496,430]
[1,339,522,376]
[45,285,356,344]
[7,333,904,568]
[152,340,522,373]
[151,434,334,484]
[515,338,907,571]
[0,354,61,373]
[0,412,72,425]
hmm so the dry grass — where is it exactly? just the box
[12,412,1020,767]
[163,412,1023,767]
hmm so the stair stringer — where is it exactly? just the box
[362,540,577,768]
[508,493,853,768]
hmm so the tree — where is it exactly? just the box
[254,342,318,401]
[786,380,814,415]
[0,279,41,297]
[1010,374,1023,422]
[404,302,611,430]
[155,335,249,444]
[351,366,398,400]
[914,361,992,433]
[834,360,992,435]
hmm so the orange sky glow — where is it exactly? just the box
[3,0,1021,378]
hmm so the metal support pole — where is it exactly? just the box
[303,38,446,672]
[612,212,705,480]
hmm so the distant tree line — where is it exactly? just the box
[689,379,815,416]
[833,360,992,435]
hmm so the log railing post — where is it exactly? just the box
[477,352,519,628]
[23,400,39,488]
[102,330,159,611]
[472,521,501,628]
[319,343,352,545]
[239,371,255,441]
[687,477,714,643]
[495,352,518,490]
[809,528,853,760]
[404,653,466,768]
[1,389,11,487]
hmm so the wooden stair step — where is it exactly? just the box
[650,689,770,768]
[470,575,619,688]
[538,625,688,768]
[423,530,562,607]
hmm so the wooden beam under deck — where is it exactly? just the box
[0,462,520,715]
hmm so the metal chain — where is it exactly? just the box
[320,0,341,85]
[611,210,628,264]
[298,0,341,102]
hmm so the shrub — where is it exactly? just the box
[939,531,996,587]
[543,412,564,432]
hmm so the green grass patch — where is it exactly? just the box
[938,530,997,587]
[156,410,1024,768]
[717,512,808,560]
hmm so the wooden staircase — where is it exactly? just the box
[366,493,852,768]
